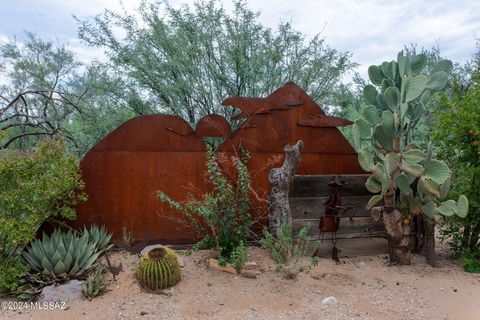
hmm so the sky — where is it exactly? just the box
[0,0,479,80]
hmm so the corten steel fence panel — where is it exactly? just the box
[73,82,364,243]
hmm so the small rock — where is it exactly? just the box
[160,287,177,296]
[207,282,213,287]
[321,296,337,305]
[316,290,322,294]
[38,280,84,303]
[243,261,258,270]
[140,311,149,316]
[219,302,225,306]
[396,282,400,286]
[358,262,367,268]
[310,272,327,280]
[64,306,70,311]
[241,270,257,279]
[208,258,236,274]
[453,288,458,292]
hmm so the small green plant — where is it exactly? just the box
[0,256,29,295]
[461,248,480,273]
[121,226,134,247]
[82,265,108,299]
[260,221,312,278]
[158,145,252,261]
[84,224,114,252]
[230,241,248,273]
[136,247,181,291]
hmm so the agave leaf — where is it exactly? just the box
[53,260,67,276]
[366,195,383,209]
[41,256,54,274]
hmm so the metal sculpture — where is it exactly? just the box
[73,82,364,243]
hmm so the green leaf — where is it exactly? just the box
[431,59,453,75]
[381,110,396,138]
[366,175,382,193]
[384,87,400,110]
[402,148,425,164]
[424,159,450,184]
[363,85,379,105]
[410,54,427,75]
[385,152,401,176]
[422,201,436,219]
[435,200,457,217]
[427,71,448,92]
[396,173,411,194]
[363,105,379,126]
[401,163,424,177]
[405,75,428,102]
[356,118,371,138]
[368,65,384,85]
[358,148,375,172]
[366,194,383,209]
[456,195,469,218]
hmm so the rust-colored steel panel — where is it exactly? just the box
[195,114,232,138]
[72,82,364,243]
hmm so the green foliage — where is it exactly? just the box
[0,140,85,261]
[0,256,29,295]
[83,224,114,253]
[82,265,108,299]
[461,248,480,273]
[136,247,181,291]
[158,145,252,260]
[22,227,110,281]
[77,0,355,125]
[230,241,248,273]
[434,54,480,254]
[351,51,467,221]
[260,221,313,276]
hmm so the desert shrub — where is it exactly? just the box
[158,145,252,261]
[461,248,480,273]
[0,256,29,295]
[260,221,316,277]
[434,71,480,256]
[229,241,248,272]
[0,139,85,294]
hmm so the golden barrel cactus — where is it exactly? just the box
[136,247,181,291]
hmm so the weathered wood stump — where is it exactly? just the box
[268,140,304,233]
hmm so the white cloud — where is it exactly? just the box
[0,0,478,81]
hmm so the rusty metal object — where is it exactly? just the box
[195,114,232,138]
[298,114,353,127]
[72,82,364,243]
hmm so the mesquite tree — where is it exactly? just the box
[352,51,469,265]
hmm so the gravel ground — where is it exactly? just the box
[1,245,479,320]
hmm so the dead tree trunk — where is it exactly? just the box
[268,140,304,233]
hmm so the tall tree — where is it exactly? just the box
[77,0,355,125]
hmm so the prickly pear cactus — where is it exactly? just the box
[352,51,469,264]
[136,247,181,291]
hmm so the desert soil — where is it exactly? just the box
[1,245,479,320]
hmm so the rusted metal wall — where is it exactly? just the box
[72,82,364,243]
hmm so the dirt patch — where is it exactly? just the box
[1,246,479,320]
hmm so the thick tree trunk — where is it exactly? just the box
[422,215,438,266]
[380,188,411,264]
[268,140,304,233]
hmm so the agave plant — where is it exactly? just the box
[352,51,469,265]
[82,265,108,299]
[83,224,113,253]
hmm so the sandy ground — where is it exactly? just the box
[1,245,480,320]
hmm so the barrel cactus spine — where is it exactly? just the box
[136,247,181,291]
